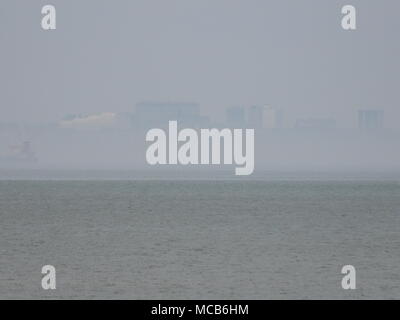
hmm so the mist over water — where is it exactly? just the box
[1,0,400,301]
[1,0,400,174]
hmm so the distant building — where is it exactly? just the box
[247,105,264,129]
[264,106,283,129]
[134,102,208,128]
[295,117,336,130]
[358,109,384,130]
[226,106,245,127]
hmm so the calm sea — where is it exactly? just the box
[1,172,400,299]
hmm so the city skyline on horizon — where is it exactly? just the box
[2,1,400,129]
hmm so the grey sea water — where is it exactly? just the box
[1,177,400,299]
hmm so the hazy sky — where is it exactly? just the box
[1,0,399,128]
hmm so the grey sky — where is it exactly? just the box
[1,0,399,128]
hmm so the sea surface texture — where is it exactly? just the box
[1,179,400,299]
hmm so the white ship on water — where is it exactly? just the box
[0,141,37,165]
